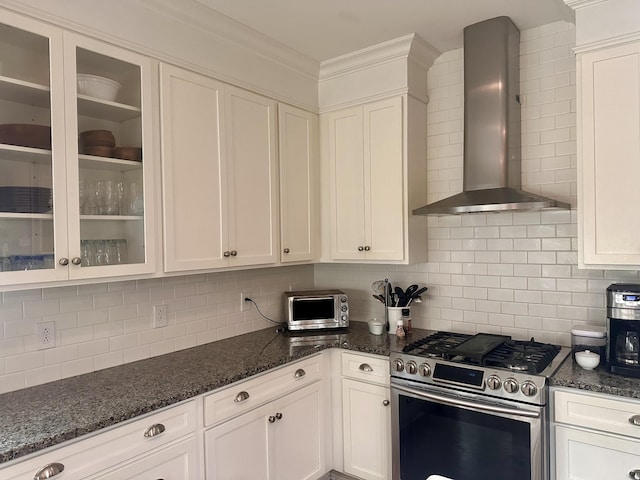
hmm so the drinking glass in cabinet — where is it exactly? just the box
[81,239,127,266]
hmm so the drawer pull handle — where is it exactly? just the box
[294,368,306,378]
[34,462,65,479]
[629,470,640,480]
[359,363,373,372]
[383,399,390,406]
[235,391,250,403]
[144,423,166,438]
[629,415,640,426]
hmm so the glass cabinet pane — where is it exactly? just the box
[0,22,55,272]
[75,46,145,268]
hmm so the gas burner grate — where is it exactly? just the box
[402,331,472,359]
[402,332,561,374]
[483,340,560,374]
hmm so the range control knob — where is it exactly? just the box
[393,358,405,372]
[486,375,502,390]
[503,378,519,394]
[418,363,431,377]
[405,360,417,375]
[521,380,538,397]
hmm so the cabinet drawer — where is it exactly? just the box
[554,390,640,438]
[341,352,389,385]
[555,425,640,480]
[0,400,197,479]
[204,354,324,427]
[86,437,199,480]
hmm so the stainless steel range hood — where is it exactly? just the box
[413,16,570,215]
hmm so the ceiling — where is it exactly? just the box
[194,0,574,62]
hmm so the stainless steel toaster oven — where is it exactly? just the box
[284,289,349,331]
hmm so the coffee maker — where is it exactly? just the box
[607,283,640,377]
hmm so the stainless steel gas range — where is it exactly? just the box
[389,331,570,480]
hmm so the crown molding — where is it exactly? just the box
[319,33,439,81]
[574,30,640,53]
[143,0,319,80]
[563,0,608,9]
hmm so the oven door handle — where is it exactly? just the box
[393,384,541,419]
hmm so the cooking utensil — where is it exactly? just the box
[395,286,406,306]
[413,286,428,297]
[405,284,419,297]
[372,294,385,304]
[371,280,386,295]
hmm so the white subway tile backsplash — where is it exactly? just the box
[0,265,314,393]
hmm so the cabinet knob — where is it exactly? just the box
[268,415,276,423]
[358,363,373,372]
[234,391,250,403]
[58,258,69,266]
[223,251,231,257]
[275,412,283,420]
[294,368,306,379]
[358,246,364,252]
[629,415,640,426]
[364,245,371,251]
[382,400,390,406]
[629,470,640,480]
[71,257,82,266]
[230,250,238,256]
[34,462,65,479]
[283,248,290,254]
[143,423,166,438]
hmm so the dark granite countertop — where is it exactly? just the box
[0,321,397,465]
[550,354,640,400]
[9,322,638,467]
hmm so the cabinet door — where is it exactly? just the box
[579,42,640,267]
[63,32,156,279]
[364,97,404,261]
[159,64,227,272]
[271,382,325,480]
[278,104,318,263]
[0,12,69,285]
[327,106,366,260]
[225,86,278,267]
[555,425,640,480]
[342,378,391,480]
[204,403,270,480]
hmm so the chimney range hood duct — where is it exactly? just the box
[413,16,570,215]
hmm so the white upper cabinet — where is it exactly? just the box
[160,65,278,272]
[0,12,156,288]
[318,34,435,265]
[570,0,640,268]
[578,42,640,268]
[278,103,318,263]
[224,86,278,267]
[325,97,403,261]
[321,95,428,264]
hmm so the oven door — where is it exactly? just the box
[391,379,547,480]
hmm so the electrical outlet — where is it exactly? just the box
[36,322,56,350]
[153,304,168,328]
[241,292,252,312]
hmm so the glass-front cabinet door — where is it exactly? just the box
[0,12,68,285]
[63,33,156,280]
[0,12,155,288]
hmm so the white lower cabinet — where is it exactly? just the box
[341,352,391,480]
[205,381,325,480]
[555,425,640,480]
[553,388,640,480]
[0,400,197,479]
